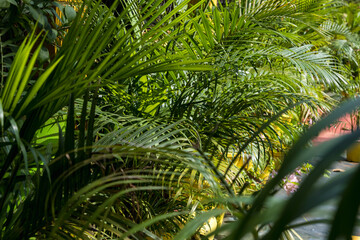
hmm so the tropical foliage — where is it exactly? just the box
[1,0,360,239]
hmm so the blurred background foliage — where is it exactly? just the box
[1,0,360,239]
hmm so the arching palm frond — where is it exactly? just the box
[146,1,343,176]
[7,116,223,239]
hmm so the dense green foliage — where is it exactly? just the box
[1,0,360,239]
